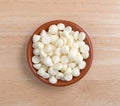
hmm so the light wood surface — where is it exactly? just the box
[0,0,120,106]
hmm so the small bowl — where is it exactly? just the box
[27,20,93,87]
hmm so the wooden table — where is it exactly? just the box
[0,0,120,106]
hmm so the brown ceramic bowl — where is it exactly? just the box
[27,20,93,87]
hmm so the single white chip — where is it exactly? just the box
[52,56,60,64]
[55,48,61,56]
[67,36,74,46]
[79,32,86,41]
[48,24,58,35]
[68,50,77,60]
[41,64,48,71]
[32,42,37,48]
[55,38,63,47]
[64,67,72,75]
[73,31,79,40]
[37,68,45,76]
[50,35,58,43]
[68,63,76,69]
[53,63,62,70]
[42,73,50,78]
[62,31,69,38]
[33,48,40,55]
[78,41,85,46]
[61,45,69,54]
[37,42,44,49]
[61,36,67,44]
[72,43,79,49]
[72,67,80,77]
[78,61,86,69]
[75,53,83,64]
[32,56,40,63]
[80,44,90,53]
[64,74,73,81]
[61,64,68,72]
[44,45,52,53]
[57,23,65,30]
[48,67,57,75]
[33,34,40,43]
[42,35,51,44]
[60,55,68,64]
[49,76,57,84]
[42,56,52,66]
[64,26,72,33]
[33,63,41,70]
[56,72,64,79]
[40,30,47,37]
[39,49,47,57]
[82,52,89,59]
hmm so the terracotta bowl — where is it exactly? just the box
[27,20,93,87]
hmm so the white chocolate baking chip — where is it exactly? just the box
[73,31,79,40]
[33,48,40,55]
[33,34,40,42]
[68,50,77,60]
[53,63,62,70]
[32,56,40,64]
[64,74,73,81]
[48,67,57,75]
[57,23,65,30]
[48,24,58,35]
[61,45,69,54]
[42,73,50,78]
[52,56,60,64]
[79,32,86,41]
[49,76,57,84]
[32,23,90,84]
[55,48,61,56]
[72,67,80,77]
[37,67,46,76]
[78,61,86,69]
[60,55,68,64]
[32,42,37,48]
[56,72,64,79]
[55,38,63,47]
[64,67,72,75]
[33,63,41,70]
[37,42,44,49]
[42,56,52,66]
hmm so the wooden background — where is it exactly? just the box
[0,0,120,106]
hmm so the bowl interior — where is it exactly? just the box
[27,20,93,86]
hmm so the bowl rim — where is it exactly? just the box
[27,20,93,87]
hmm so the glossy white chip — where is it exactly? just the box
[60,55,68,64]
[78,61,86,69]
[52,56,60,64]
[57,23,65,30]
[56,72,64,79]
[61,45,69,54]
[64,74,73,81]
[33,63,41,70]
[37,68,45,76]
[48,25,58,34]
[79,32,86,41]
[33,34,40,42]
[32,56,40,64]
[49,76,57,84]
[72,67,80,77]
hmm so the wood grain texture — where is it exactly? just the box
[0,0,120,106]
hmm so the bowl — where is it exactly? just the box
[27,20,93,87]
